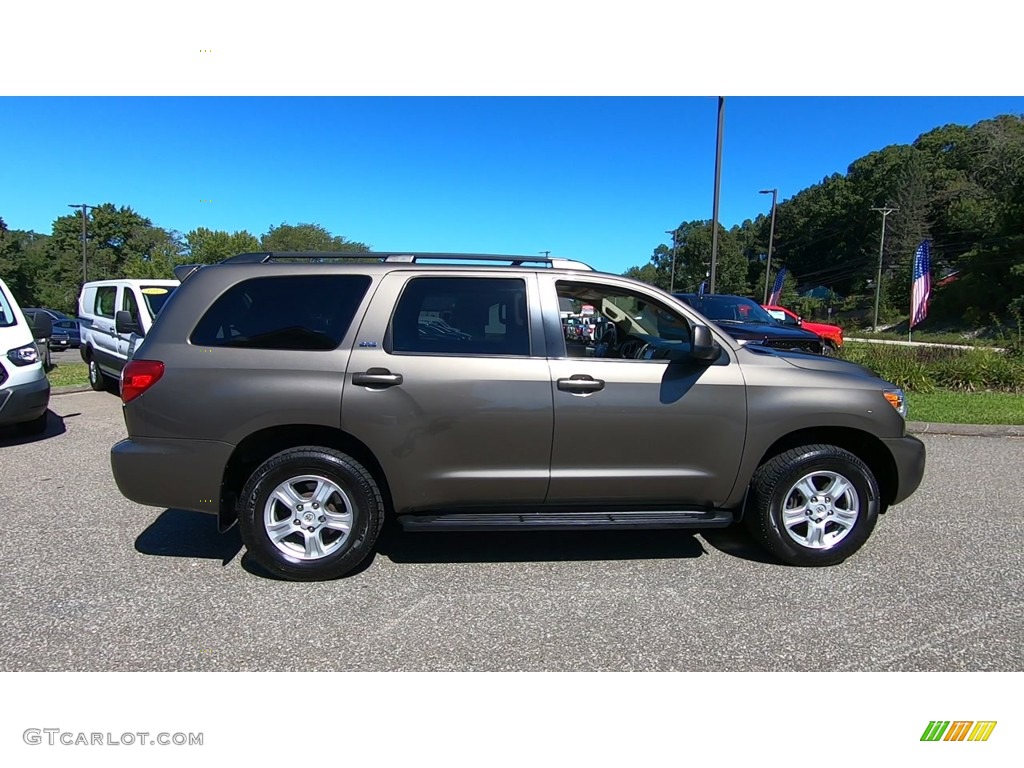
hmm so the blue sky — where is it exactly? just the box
[3,96,1023,275]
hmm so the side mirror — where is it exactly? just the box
[115,310,141,335]
[690,323,720,362]
[29,312,52,339]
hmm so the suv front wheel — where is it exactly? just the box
[744,444,880,566]
[238,447,385,580]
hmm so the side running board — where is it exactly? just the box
[397,509,733,532]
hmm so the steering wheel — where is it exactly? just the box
[618,338,647,359]
[595,325,618,358]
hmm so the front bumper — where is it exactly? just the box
[881,435,926,505]
[111,436,235,515]
[0,375,50,426]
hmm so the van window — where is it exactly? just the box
[95,286,117,319]
[141,285,176,317]
[0,284,16,328]
[122,288,141,324]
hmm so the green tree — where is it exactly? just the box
[185,227,261,263]
[260,222,369,252]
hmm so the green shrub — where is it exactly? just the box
[839,343,1024,393]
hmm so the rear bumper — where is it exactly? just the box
[882,435,926,505]
[0,375,50,426]
[111,436,235,515]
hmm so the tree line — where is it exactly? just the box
[0,213,368,315]
[626,113,1024,330]
[3,112,1022,328]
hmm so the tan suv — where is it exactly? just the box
[110,252,925,580]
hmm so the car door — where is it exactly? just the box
[90,284,121,371]
[118,285,143,359]
[540,274,747,507]
[342,271,554,515]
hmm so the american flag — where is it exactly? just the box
[768,268,787,305]
[910,240,932,327]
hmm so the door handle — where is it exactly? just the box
[557,375,605,393]
[352,368,404,388]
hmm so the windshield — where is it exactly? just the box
[141,285,177,316]
[689,295,779,324]
[0,284,17,328]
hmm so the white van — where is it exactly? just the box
[0,278,51,435]
[78,279,179,391]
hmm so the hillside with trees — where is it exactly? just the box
[626,114,1024,333]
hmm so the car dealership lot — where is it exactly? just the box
[1,390,1021,672]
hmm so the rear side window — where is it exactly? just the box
[190,275,371,350]
[95,286,117,318]
[390,277,529,356]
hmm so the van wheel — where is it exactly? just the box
[87,355,108,391]
[745,444,879,566]
[237,447,384,581]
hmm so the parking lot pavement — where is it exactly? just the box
[1,390,1021,672]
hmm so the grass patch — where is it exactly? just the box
[47,361,90,388]
[908,390,1024,425]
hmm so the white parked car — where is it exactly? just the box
[78,279,179,391]
[0,278,51,435]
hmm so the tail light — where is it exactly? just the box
[121,359,165,403]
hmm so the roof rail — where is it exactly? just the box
[218,251,594,270]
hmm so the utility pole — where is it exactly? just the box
[539,250,550,258]
[710,96,725,294]
[760,188,778,303]
[665,229,678,293]
[871,206,898,330]
[68,203,98,283]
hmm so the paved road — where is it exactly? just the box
[1,391,1021,671]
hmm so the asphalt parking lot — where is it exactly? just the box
[1,389,1021,672]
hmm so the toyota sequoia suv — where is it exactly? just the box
[110,252,926,581]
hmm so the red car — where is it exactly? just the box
[762,304,844,352]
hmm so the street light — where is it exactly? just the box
[759,188,778,303]
[709,97,725,293]
[68,203,99,282]
[664,230,678,293]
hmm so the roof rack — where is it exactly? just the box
[218,251,594,270]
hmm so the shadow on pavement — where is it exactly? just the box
[376,523,708,565]
[0,409,68,446]
[698,527,782,565]
[134,509,242,566]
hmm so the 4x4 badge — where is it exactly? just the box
[358,341,378,348]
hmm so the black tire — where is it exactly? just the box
[744,444,880,566]
[87,353,108,392]
[15,411,48,436]
[237,447,384,581]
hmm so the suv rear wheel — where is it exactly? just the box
[744,444,880,566]
[237,447,384,580]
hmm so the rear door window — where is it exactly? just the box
[389,277,529,356]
